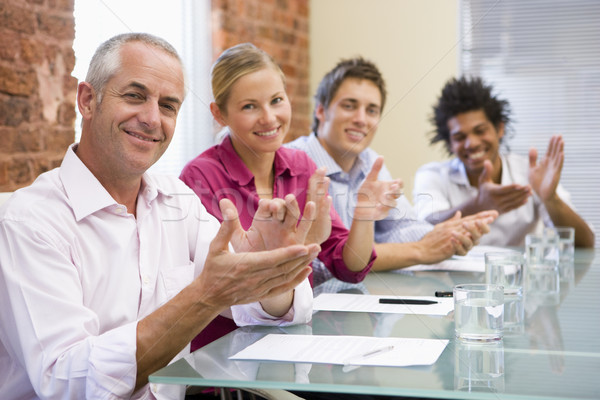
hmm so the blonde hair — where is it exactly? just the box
[211,43,285,112]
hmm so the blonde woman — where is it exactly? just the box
[180,43,401,351]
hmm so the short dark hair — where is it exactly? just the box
[312,57,386,133]
[430,76,511,154]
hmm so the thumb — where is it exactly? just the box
[478,160,493,185]
[528,147,538,168]
[365,156,384,181]
[209,198,241,254]
[451,210,462,221]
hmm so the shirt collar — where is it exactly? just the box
[449,153,508,186]
[216,134,298,185]
[304,133,345,176]
[59,144,168,221]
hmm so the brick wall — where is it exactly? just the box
[212,0,311,142]
[0,0,77,192]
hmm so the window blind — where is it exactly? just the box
[459,0,600,247]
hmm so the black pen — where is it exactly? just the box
[434,291,453,298]
[378,298,438,305]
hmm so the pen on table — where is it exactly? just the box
[434,291,453,298]
[342,345,395,372]
[378,298,438,305]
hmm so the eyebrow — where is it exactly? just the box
[128,81,182,106]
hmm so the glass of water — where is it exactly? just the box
[555,226,575,264]
[454,284,504,343]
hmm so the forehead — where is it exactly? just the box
[448,109,490,134]
[112,41,185,99]
[229,67,285,98]
[331,78,382,105]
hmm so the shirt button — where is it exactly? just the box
[115,207,124,214]
[143,275,150,285]
[151,383,158,392]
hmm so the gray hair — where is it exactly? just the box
[85,33,185,102]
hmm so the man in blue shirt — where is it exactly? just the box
[287,57,497,276]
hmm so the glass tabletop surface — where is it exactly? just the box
[150,249,600,399]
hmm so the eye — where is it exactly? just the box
[242,103,255,111]
[160,103,178,114]
[341,102,355,110]
[367,107,380,117]
[451,134,465,142]
[271,97,283,105]
[124,92,143,101]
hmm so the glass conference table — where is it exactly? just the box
[150,249,599,399]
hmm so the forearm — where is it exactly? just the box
[426,198,484,224]
[343,219,376,271]
[259,290,294,317]
[135,284,222,391]
[544,195,595,247]
[372,242,424,271]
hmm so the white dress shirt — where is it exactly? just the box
[413,153,572,247]
[0,144,312,400]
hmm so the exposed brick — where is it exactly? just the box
[56,101,75,126]
[0,28,19,61]
[0,2,36,34]
[37,13,74,41]
[20,37,45,64]
[8,157,32,185]
[0,65,37,96]
[0,95,31,126]
[44,126,74,153]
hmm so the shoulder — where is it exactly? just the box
[285,134,312,151]
[0,169,63,221]
[180,145,228,181]
[416,158,453,175]
[279,146,317,171]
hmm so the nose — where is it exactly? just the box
[465,133,481,149]
[259,106,277,125]
[352,107,367,127]
[139,101,161,130]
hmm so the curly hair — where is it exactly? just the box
[430,76,511,154]
[312,57,386,134]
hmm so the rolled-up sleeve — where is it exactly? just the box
[231,278,313,326]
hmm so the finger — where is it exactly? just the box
[451,232,472,256]
[297,200,316,239]
[255,198,273,221]
[365,156,384,182]
[269,198,287,222]
[529,147,538,169]
[307,167,325,202]
[261,266,313,299]
[210,199,242,254]
[282,194,301,230]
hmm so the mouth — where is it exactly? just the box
[346,129,366,140]
[126,130,160,142]
[466,150,486,161]
[254,127,279,137]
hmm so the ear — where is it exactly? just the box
[210,102,227,127]
[315,104,327,130]
[77,82,96,120]
[497,121,505,141]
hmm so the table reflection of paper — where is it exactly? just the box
[399,245,517,273]
[230,334,448,368]
[314,293,453,316]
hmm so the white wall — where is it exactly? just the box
[309,0,458,200]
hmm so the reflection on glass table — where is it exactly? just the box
[150,249,599,399]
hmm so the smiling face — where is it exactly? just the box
[212,66,291,165]
[447,109,504,182]
[77,41,184,182]
[315,78,382,172]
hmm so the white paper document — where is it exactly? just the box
[230,334,449,368]
[313,293,453,316]
[399,245,516,273]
